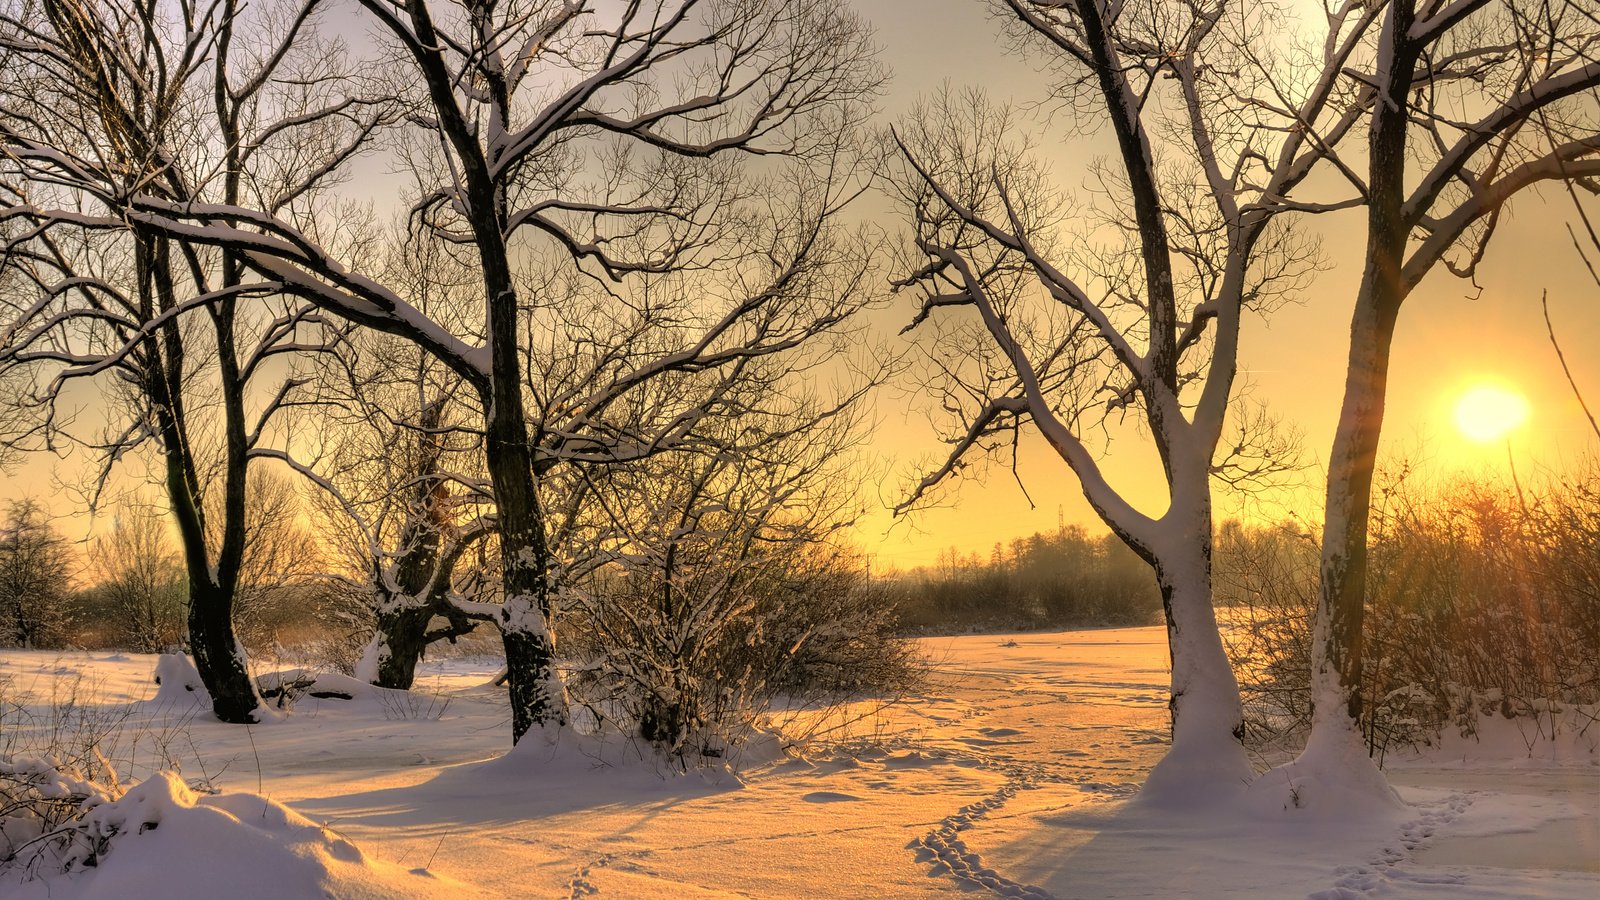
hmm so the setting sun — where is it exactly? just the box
[1454,383,1531,443]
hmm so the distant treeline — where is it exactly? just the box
[880,525,1161,633]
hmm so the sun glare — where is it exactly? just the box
[1453,383,1530,443]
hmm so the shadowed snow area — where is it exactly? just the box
[2,627,1595,898]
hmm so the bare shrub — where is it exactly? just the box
[1213,519,1319,747]
[0,499,74,650]
[561,426,921,765]
[0,753,122,879]
[226,473,326,653]
[1222,460,1600,757]
[885,525,1161,634]
[375,689,452,723]
[0,670,173,879]
[567,544,920,765]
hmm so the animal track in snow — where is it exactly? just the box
[1309,793,1474,899]
[909,769,1057,899]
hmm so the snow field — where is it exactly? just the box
[1,626,1595,898]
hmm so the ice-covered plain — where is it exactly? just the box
[2,626,1595,898]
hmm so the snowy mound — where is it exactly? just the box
[9,772,487,899]
[149,654,208,705]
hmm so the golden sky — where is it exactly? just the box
[2,0,1596,573]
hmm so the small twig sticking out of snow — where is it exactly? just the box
[244,723,264,813]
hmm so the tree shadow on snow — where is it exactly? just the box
[295,733,740,833]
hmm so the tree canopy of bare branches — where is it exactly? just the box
[3,0,885,742]
[888,0,1399,802]
[0,0,390,722]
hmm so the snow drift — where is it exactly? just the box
[4,771,488,899]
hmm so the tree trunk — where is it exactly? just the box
[188,578,258,723]
[1137,523,1253,805]
[1310,294,1400,742]
[358,601,435,690]
[499,591,565,742]
[138,231,260,725]
[1308,0,1418,760]
[1248,3,1415,815]
[1277,251,1409,814]
[357,398,462,691]
[483,350,567,742]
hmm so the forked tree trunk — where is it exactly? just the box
[167,6,262,726]
[360,602,436,690]
[357,403,463,691]
[138,231,260,724]
[359,584,484,691]
[187,579,258,722]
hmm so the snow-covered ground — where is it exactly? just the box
[2,627,1595,898]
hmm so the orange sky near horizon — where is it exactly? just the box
[1,0,1596,573]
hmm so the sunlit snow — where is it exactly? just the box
[2,628,1595,898]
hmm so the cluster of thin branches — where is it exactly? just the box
[1220,461,1600,757]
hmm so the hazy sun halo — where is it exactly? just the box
[1454,383,1530,443]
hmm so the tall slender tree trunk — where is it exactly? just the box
[1252,2,1416,812]
[1307,0,1417,760]
[1310,297,1400,745]
[387,0,569,743]
[188,9,262,724]
[1269,281,1407,810]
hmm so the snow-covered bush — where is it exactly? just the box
[1,673,131,878]
[4,766,462,896]
[559,423,921,765]
[567,540,919,765]
[0,754,123,877]
[1220,462,1600,756]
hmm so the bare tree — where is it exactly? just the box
[281,233,497,689]
[90,507,186,653]
[0,497,73,648]
[1277,0,1600,806]
[0,0,389,721]
[302,346,496,687]
[0,0,886,744]
[888,1,1381,802]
